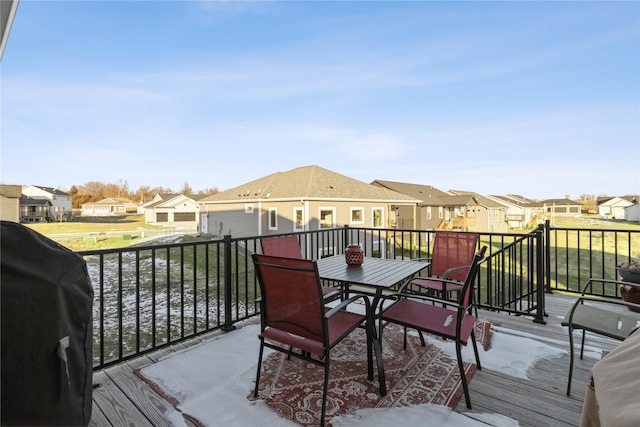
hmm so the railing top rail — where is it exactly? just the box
[77,236,224,256]
[548,226,640,233]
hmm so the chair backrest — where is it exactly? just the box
[431,231,479,282]
[252,254,324,342]
[260,235,303,259]
[457,246,487,310]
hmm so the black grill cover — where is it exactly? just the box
[1,221,93,426]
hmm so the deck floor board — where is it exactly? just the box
[91,293,628,426]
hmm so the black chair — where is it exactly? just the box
[561,278,640,395]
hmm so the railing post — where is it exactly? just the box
[544,220,552,293]
[222,234,236,332]
[343,224,350,248]
[534,226,546,324]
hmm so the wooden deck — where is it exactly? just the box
[89,293,624,427]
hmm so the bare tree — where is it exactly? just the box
[198,187,219,196]
[135,185,153,203]
[117,179,129,199]
[149,186,174,195]
[103,183,121,198]
[78,181,105,197]
[180,182,193,195]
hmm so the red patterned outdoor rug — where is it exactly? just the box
[250,319,492,427]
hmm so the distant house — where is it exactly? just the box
[20,197,53,223]
[138,193,179,214]
[0,185,22,222]
[143,193,204,226]
[446,190,508,233]
[625,201,640,222]
[541,198,582,220]
[21,185,73,221]
[198,165,420,240]
[486,194,545,229]
[81,198,138,216]
[371,180,508,233]
[597,196,638,220]
[370,180,451,230]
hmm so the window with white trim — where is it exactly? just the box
[350,207,364,224]
[427,206,432,220]
[268,207,278,230]
[319,208,336,229]
[293,207,304,231]
[438,207,443,219]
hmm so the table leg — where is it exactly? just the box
[370,289,387,396]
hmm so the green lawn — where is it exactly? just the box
[26,214,160,233]
[25,215,188,251]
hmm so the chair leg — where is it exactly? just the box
[580,330,586,359]
[470,329,482,370]
[376,322,387,396]
[456,342,472,409]
[366,321,374,381]
[567,326,575,396]
[320,361,330,427]
[253,340,265,397]
[403,326,408,350]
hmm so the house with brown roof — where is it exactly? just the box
[438,190,508,233]
[370,180,451,230]
[371,181,508,232]
[541,198,582,221]
[198,165,420,240]
[81,198,138,216]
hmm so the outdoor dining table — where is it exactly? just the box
[315,254,429,395]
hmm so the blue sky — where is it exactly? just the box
[1,1,638,200]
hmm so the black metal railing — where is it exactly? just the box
[343,225,546,321]
[81,221,638,370]
[544,222,640,297]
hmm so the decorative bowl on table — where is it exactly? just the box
[345,245,363,266]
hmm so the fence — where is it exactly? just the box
[80,221,638,370]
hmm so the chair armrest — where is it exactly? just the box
[442,264,469,280]
[563,279,640,329]
[387,290,464,310]
[579,278,640,295]
[398,275,463,294]
[576,294,640,312]
[324,293,372,319]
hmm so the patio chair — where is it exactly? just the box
[561,278,640,396]
[252,254,375,427]
[379,246,487,409]
[260,235,342,301]
[409,231,479,299]
[260,234,305,259]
